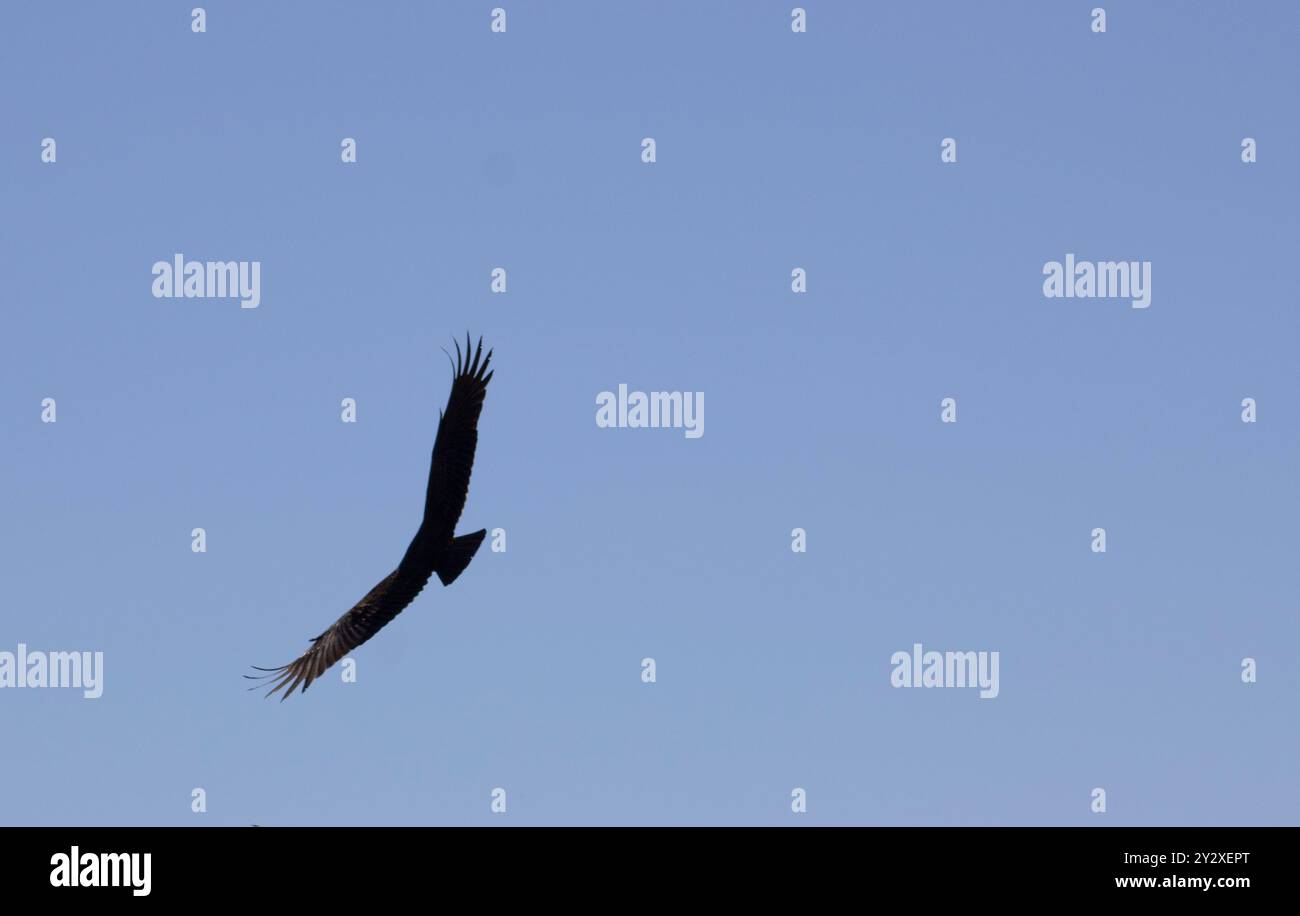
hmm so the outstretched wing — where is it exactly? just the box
[246,565,433,700]
[247,336,494,701]
[422,334,493,539]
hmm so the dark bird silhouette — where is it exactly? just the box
[247,335,494,700]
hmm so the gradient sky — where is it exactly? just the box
[2,1,1298,826]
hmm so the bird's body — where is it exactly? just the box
[248,335,493,700]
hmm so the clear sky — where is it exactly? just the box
[2,1,1297,826]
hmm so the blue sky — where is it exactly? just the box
[2,1,1298,825]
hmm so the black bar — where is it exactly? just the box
[0,826,1281,900]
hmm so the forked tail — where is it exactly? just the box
[434,529,487,586]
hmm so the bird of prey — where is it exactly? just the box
[247,335,494,700]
